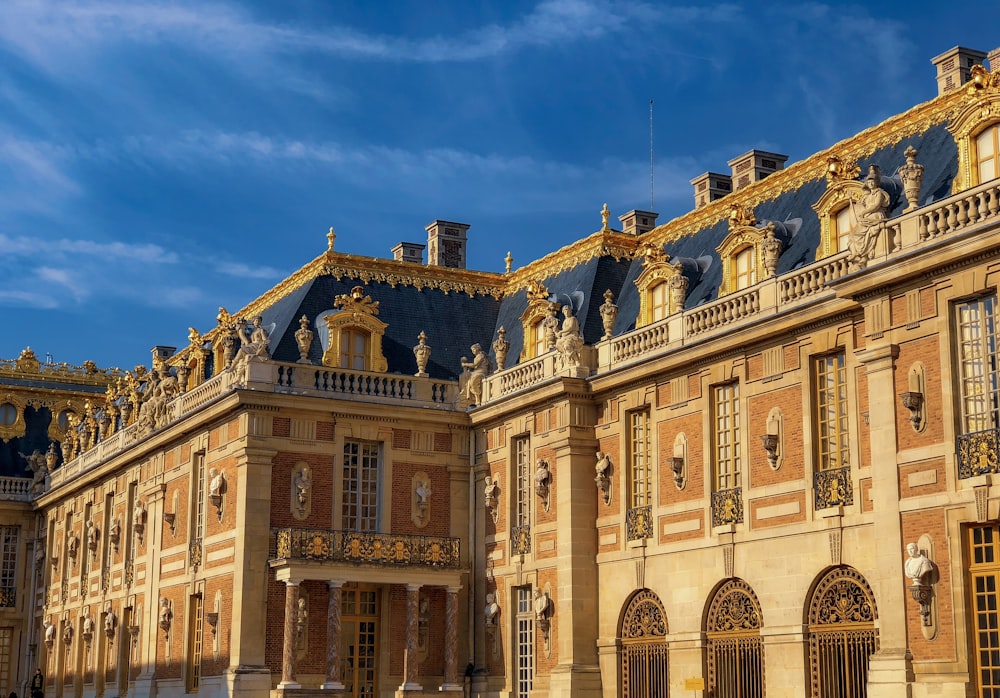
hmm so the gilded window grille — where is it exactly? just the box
[706,578,765,698]
[711,488,743,526]
[625,505,653,541]
[510,525,531,556]
[813,466,853,509]
[273,528,462,569]
[958,427,1000,478]
[619,589,668,698]
[0,588,14,608]
[806,567,878,698]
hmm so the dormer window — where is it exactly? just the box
[322,286,389,373]
[531,319,547,358]
[649,282,669,323]
[976,124,999,183]
[833,206,852,253]
[340,328,370,371]
[734,247,757,291]
[947,66,1000,193]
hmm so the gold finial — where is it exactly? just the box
[504,251,513,274]
[327,226,336,252]
[600,203,610,231]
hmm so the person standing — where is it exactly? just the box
[30,669,43,698]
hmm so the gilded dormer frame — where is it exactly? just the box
[949,64,1000,194]
[716,227,766,297]
[323,286,389,372]
[519,281,553,361]
[0,392,27,441]
[812,166,865,260]
[634,243,683,327]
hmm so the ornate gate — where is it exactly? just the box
[619,589,669,698]
[807,567,878,698]
[706,578,764,698]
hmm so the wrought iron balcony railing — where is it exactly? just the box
[510,525,531,555]
[0,587,15,608]
[814,466,853,509]
[626,505,653,541]
[274,528,461,569]
[958,427,1000,479]
[711,488,744,527]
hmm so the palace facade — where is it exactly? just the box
[2,45,1000,698]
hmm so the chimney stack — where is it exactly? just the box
[426,220,470,269]
[391,242,425,264]
[727,150,788,192]
[931,46,987,95]
[690,172,732,209]
[618,210,659,235]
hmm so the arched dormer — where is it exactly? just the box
[519,280,554,361]
[322,286,389,373]
[812,157,865,260]
[949,64,1000,193]
[634,243,685,327]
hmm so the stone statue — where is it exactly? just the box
[233,316,271,367]
[761,223,782,278]
[555,304,584,368]
[460,344,490,406]
[296,597,308,636]
[534,459,551,511]
[904,542,933,583]
[158,598,172,635]
[105,608,118,639]
[484,475,499,523]
[294,315,314,364]
[847,166,890,270]
[63,622,73,646]
[133,500,146,542]
[44,620,56,646]
[897,145,924,213]
[504,251,513,275]
[541,304,560,351]
[416,479,432,507]
[209,468,225,498]
[485,593,500,627]
[533,588,550,621]
[20,449,48,495]
[492,327,510,371]
[109,518,121,553]
[600,203,610,231]
[599,290,617,340]
[595,451,612,504]
[293,466,312,510]
[86,520,99,555]
[67,534,79,562]
[668,261,689,314]
[82,615,95,641]
[413,331,431,377]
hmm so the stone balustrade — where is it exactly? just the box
[0,477,31,502]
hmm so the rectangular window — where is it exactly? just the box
[0,627,11,696]
[0,527,16,592]
[514,436,531,527]
[815,352,849,470]
[956,295,1000,434]
[342,440,380,531]
[969,524,1000,697]
[192,453,206,540]
[713,384,741,490]
[650,283,668,322]
[977,126,999,183]
[516,588,534,698]
[186,594,204,693]
[628,410,652,507]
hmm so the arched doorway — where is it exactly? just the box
[806,567,879,698]
[619,589,669,697]
[705,578,765,698]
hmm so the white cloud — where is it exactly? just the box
[215,261,286,280]
[0,234,179,264]
[0,289,59,309]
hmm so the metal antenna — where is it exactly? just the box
[649,99,654,210]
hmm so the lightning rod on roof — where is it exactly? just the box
[650,98,654,211]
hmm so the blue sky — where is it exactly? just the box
[0,1,996,370]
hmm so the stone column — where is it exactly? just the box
[442,586,462,691]
[323,580,345,691]
[277,579,302,689]
[856,343,913,697]
[399,584,421,691]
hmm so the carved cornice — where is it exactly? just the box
[645,86,970,248]
[0,348,122,386]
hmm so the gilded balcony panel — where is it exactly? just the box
[814,467,853,509]
[0,587,15,608]
[273,528,461,569]
[711,488,744,527]
[958,428,1000,479]
[626,505,653,541]
[510,525,531,556]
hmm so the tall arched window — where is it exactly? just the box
[807,567,878,698]
[619,589,668,698]
[706,578,764,698]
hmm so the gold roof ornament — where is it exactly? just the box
[15,347,40,373]
[637,241,667,266]
[504,251,513,275]
[327,226,336,252]
[334,285,380,317]
[968,63,1000,92]
[601,203,611,232]
[825,155,861,183]
[728,204,757,231]
[526,280,550,303]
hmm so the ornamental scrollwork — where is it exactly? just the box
[808,567,878,626]
[706,579,763,633]
[621,589,668,640]
[958,428,1000,479]
[625,505,653,541]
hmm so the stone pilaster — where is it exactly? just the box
[399,584,422,691]
[856,343,914,697]
[323,580,345,692]
[442,586,462,691]
[278,579,302,689]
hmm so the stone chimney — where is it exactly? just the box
[151,346,176,361]
[690,172,732,209]
[990,47,1000,72]
[618,210,659,235]
[426,220,470,269]
[391,242,425,264]
[931,46,987,95]
[727,150,788,192]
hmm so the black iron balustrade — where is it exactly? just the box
[814,466,853,509]
[510,525,531,555]
[274,528,461,569]
[626,505,653,541]
[958,428,1000,479]
[711,488,744,527]
[0,587,15,608]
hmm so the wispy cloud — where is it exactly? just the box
[0,234,179,264]
[215,261,286,280]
